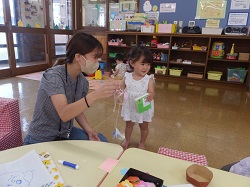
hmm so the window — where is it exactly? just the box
[82,0,106,27]
[50,0,73,29]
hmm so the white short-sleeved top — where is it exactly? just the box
[115,63,127,77]
[121,72,154,123]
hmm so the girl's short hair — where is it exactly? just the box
[127,46,153,64]
[65,31,103,64]
[115,53,124,61]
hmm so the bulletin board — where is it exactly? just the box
[20,0,45,28]
[139,0,250,29]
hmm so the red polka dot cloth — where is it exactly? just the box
[158,146,208,166]
[0,97,23,151]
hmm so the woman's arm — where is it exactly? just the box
[75,112,100,141]
[51,81,119,122]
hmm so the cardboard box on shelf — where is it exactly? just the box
[157,24,176,33]
[187,71,203,79]
[202,27,223,35]
[238,53,250,61]
[141,25,155,33]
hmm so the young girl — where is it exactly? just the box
[120,46,155,150]
[111,53,127,79]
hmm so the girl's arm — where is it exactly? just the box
[113,67,119,76]
[147,78,155,102]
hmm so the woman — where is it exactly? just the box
[24,31,118,145]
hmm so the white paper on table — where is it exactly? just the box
[0,150,54,187]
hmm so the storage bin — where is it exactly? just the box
[207,71,222,80]
[157,43,169,49]
[109,20,126,31]
[202,27,223,35]
[108,53,117,57]
[155,67,167,75]
[127,21,143,31]
[227,68,248,83]
[169,68,183,76]
[187,71,203,79]
[108,41,122,46]
[157,24,174,33]
[141,25,155,33]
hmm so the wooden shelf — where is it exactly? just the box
[106,32,250,90]
[170,49,208,53]
[150,47,169,50]
[153,61,168,64]
[169,61,205,67]
[107,45,133,48]
[208,58,250,63]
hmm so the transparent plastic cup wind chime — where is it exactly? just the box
[112,87,126,141]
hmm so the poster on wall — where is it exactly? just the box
[230,0,250,10]
[159,3,176,13]
[196,0,227,19]
[21,0,44,28]
[145,11,159,22]
[227,12,249,25]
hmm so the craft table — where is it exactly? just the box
[100,148,250,187]
[0,140,123,186]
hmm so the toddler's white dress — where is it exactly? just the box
[121,72,154,123]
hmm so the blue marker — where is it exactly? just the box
[58,160,80,169]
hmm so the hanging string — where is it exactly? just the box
[112,87,125,140]
[113,87,124,112]
[115,104,121,129]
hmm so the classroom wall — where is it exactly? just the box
[139,0,250,28]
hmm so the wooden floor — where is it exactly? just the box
[0,75,250,169]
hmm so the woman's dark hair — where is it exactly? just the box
[127,46,153,69]
[57,31,103,64]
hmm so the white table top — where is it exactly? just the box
[100,148,250,187]
[0,140,123,187]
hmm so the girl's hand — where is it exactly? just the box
[88,131,100,141]
[147,92,154,102]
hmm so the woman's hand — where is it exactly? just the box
[88,131,100,141]
[93,80,120,100]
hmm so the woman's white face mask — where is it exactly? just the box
[79,55,99,75]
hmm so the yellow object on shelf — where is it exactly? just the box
[169,68,183,76]
[95,70,103,80]
[230,43,235,55]
[155,67,166,75]
[192,45,207,51]
[207,71,222,80]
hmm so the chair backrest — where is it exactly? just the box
[0,97,21,131]
[158,146,208,166]
[0,97,23,151]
